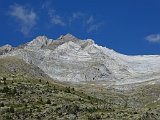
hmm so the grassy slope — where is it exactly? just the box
[0,57,160,120]
[0,57,49,79]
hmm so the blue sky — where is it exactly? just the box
[1,0,160,55]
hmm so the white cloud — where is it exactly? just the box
[51,15,65,26]
[9,4,37,36]
[145,33,160,43]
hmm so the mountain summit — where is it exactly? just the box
[1,34,160,88]
[0,44,13,55]
[58,33,78,41]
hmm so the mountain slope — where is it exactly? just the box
[0,57,49,79]
[0,68,160,120]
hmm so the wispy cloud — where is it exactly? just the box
[86,16,94,24]
[70,13,103,33]
[145,33,160,43]
[9,4,37,36]
[41,1,103,33]
[41,0,52,9]
[41,1,65,27]
[86,16,103,33]
[51,15,65,26]
[72,12,85,20]
[87,23,102,33]
[48,9,66,26]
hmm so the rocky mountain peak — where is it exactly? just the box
[30,35,50,45]
[58,33,79,42]
[0,44,13,55]
[56,34,95,49]
[0,44,12,50]
[43,34,80,50]
[25,35,52,50]
[36,35,48,40]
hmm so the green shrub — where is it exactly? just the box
[9,106,15,113]
[12,87,17,95]
[0,102,4,107]
[88,114,102,120]
[65,87,71,93]
[46,99,51,104]
[2,86,10,93]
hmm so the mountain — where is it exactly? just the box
[0,34,160,119]
[1,33,160,89]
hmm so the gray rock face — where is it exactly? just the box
[1,34,160,86]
